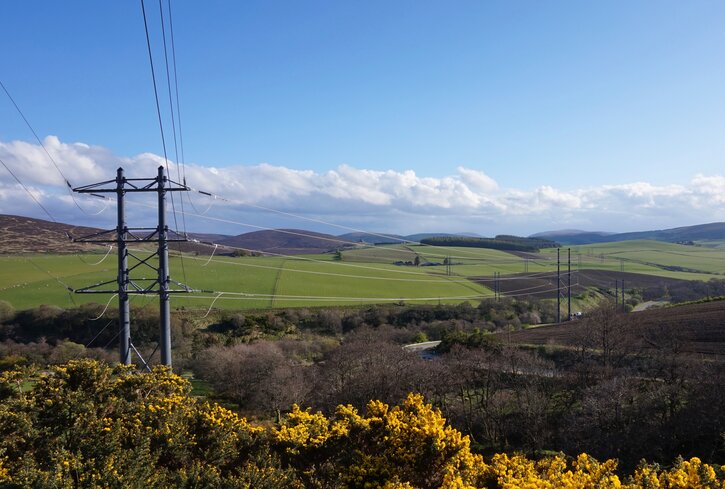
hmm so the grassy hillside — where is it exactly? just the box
[543,240,725,276]
[0,214,105,254]
[0,251,492,310]
[2,239,725,311]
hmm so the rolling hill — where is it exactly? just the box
[336,232,406,245]
[0,214,227,256]
[6,211,725,257]
[336,232,483,245]
[218,229,354,255]
[533,222,725,245]
[0,214,106,253]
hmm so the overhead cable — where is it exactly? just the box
[0,79,102,215]
[0,157,57,223]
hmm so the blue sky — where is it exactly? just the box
[2,1,725,235]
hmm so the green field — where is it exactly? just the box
[2,239,725,311]
[0,250,492,311]
[542,240,725,278]
[695,239,725,249]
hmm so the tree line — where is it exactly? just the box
[419,235,559,252]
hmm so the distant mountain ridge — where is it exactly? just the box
[336,232,406,245]
[4,213,725,255]
[532,222,725,245]
[336,232,481,245]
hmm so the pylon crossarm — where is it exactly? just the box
[72,238,121,244]
[124,187,188,192]
[169,279,194,291]
[127,278,158,293]
[166,178,190,189]
[125,177,157,182]
[137,230,160,241]
[73,179,117,192]
[74,290,119,294]
[126,228,158,241]
[71,228,117,242]
[74,278,118,293]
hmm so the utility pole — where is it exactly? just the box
[72,166,191,369]
[157,166,172,366]
[556,248,561,324]
[615,280,619,310]
[621,279,625,312]
[117,168,130,364]
[567,248,571,321]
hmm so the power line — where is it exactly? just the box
[156,0,190,288]
[75,245,115,266]
[157,0,187,235]
[0,157,57,223]
[140,0,188,288]
[140,0,170,176]
[184,254,484,284]
[180,233,566,283]
[184,252,567,289]
[143,200,571,283]
[24,256,75,294]
[85,318,115,348]
[184,184,557,260]
[0,80,71,187]
[176,281,564,308]
[166,0,187,185]
[0,79,102,216]
[163,196,563,267]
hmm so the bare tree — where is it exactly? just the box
[195,341,311,418]
[310,326,427,412]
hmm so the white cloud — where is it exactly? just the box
[456,166,499,193]
[1,135,725,236]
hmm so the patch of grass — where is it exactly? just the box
[189,378,215,397]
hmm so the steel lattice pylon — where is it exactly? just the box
[72,166,192,369]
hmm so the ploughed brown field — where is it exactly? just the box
[475,269,690,299]
[500,299,725,358]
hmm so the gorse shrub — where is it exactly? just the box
[0,360,722,488]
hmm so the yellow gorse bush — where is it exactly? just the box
[0,359,723,488]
